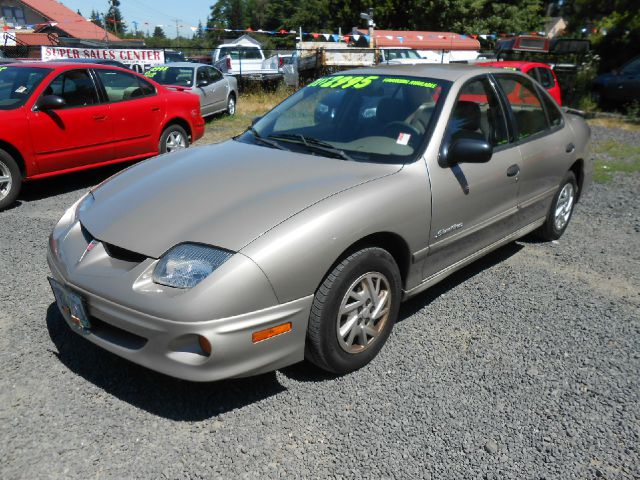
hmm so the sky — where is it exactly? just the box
[60,0,214,38]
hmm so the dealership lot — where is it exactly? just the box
[0,125,638,479]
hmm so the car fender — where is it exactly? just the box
[241,161,432,303]
[0,112,36,177]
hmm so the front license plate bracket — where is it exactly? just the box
[48,277,91,330]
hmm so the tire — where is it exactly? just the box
[536,171,578,241]
[159,125,189,154]
[0,149,21,211]
[305,247,402,374]
[226,94,236,116]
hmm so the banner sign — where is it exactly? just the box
[41,46,165,73]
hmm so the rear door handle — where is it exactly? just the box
[566,143,575,153]
[92,115,107,121]
[151,107,160,112]
[506,164,520,177]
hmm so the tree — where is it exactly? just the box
[209,0,246,30]
[194,20,205,39]
[152,26,166,39]
[105,0,127,36]
[562,0,640,71]
[90,9,103,29]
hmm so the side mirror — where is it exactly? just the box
[251,115,262,126]
[441,131,493,167]
[197,79,209,88]
[37,94,66,111]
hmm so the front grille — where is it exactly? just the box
[103,243,147,263]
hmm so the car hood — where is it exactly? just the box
[81,140,400,258]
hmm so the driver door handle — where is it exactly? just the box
[506,164,520,177]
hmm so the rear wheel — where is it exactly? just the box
[159,125,188,154]
[226,94,236,115]
[537,171,577,241]
[306,247,401,374]
[0,149,21,211]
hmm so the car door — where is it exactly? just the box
[493,73,574,227]
[27,68,113,173]
[195,66,215,116]
[424,75,521,279]
[207,66,229,112]
[94,68,163,159]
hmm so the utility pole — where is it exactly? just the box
[173,18,182,39]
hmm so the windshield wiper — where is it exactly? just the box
[246,127,289,151]
[268,133,353,161]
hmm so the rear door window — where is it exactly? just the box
[96,69,156,102]
[532,67,555,89]
[495,74,549,140]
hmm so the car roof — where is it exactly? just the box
[339,63,514,82]
[477,60,552,70]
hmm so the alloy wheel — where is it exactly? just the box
[0,160,12,201]
[336,272,392,354]
[165,131,186,152]
[554,183,575,231]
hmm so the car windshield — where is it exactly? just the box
[385,49,422,60]
[239,74,450,163]
[144,66,194,87]
[0,66,51,110]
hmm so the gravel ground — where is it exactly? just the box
[1,126,638,479]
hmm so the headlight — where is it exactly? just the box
[153,243,233,289]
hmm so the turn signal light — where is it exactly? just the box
[252,322,292,343]
[198,335,212,356]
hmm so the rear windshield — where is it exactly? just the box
[384,49,422,60]
[145,66,194,87]
[0,66,51,109]
[217,47,263,60]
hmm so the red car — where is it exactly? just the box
[0,62,205,210]
[477,61,562,105]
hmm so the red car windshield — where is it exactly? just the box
[0,66,51,110]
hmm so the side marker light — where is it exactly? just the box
[252,322,292,343]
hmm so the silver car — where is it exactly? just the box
[145,62,238,117]
[47,65,591,381]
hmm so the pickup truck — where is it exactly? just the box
[211,44,282,82]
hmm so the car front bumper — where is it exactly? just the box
[47,248,312,382]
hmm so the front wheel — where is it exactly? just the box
[159,125,189,154]
[537,171,578,241]
[226,95,236,115]
[0,149,21,211]
[305,247,401,374]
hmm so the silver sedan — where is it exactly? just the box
[47,65,591,381]
[145,62,238,117]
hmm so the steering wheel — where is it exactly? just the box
[382,121,421,142]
